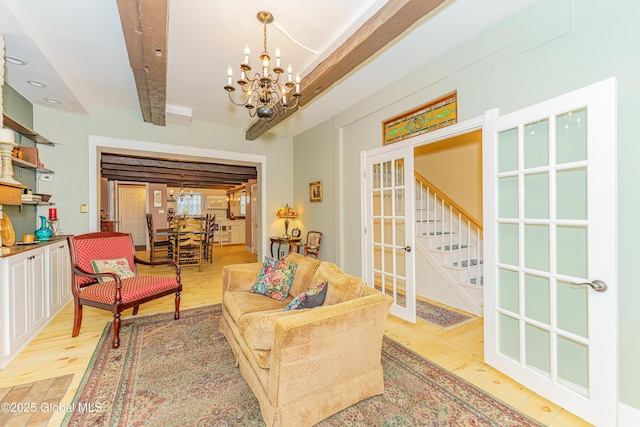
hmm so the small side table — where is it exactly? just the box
[270,236,301,259]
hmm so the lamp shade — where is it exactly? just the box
[276,204,298,218]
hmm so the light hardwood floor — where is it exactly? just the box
[0,245,591,426]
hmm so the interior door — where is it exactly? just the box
[483,78,617,426]
[118,185,147,246]
[364,145,416,322]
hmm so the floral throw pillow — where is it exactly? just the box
[90,258,135,283]
[283,281,328,311]
[251,257,298,301]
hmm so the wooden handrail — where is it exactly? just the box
[414,171,483,231]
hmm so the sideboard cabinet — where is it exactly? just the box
[1,238,71,369]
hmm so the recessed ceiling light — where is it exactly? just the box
[5,55,27,65]
[45,98,61,104]
[28,80,47,88]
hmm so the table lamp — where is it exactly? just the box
[276,204,298,238]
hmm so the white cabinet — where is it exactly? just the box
[48,241,71,316]
[218,220,245,245]
[1,240,71,369]
[2,246,47,365]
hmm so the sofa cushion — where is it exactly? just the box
[284,281,328,311]
[285,253,322,297]
[314,262,364,305]
[224,290,292,324]
[251,257,298,301]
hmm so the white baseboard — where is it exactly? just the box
[619,402,640,426]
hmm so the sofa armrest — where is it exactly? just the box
[222,262,264,295]
[267,292,393,405]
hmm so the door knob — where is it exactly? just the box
[400,246,411,252]
[570,279,608,292]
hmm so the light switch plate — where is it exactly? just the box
[80,204,88,213]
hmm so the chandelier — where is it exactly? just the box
[224,11,301,121]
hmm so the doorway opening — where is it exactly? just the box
[88,135,269,259]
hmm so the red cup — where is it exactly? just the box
[49,208,57,220]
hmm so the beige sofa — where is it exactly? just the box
[219,253,393,427]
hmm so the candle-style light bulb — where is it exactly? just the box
[287,64,292,82]
[295,73,301,93]
[227,66,233,85]
[275,47,281,68]
[244,45,250,65]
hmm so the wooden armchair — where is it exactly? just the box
[67,232,182,348]
[304,231,323,259]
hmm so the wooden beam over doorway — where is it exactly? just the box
[245,0,446,140]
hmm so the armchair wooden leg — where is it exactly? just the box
[174,291,181,320]
[133,305,140,315]
[72,302,83,337]
[112,313,121,348]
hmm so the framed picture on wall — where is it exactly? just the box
[309,181,322,202]
[153,190,162,207]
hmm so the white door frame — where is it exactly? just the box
[88,135,268,259]
[360,116,486,319]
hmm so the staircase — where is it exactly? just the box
[414,173,484,316]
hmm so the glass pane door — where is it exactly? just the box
[483,78,617,426]
[365,146,415,322]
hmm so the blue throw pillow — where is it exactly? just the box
[283,281,328,311]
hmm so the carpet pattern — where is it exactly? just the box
[395,295,473,328]
[64,304,542,426]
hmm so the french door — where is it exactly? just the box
[363,145,416,322]
[483,78,618,425]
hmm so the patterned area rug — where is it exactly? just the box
[395,295,473,328]
[64,304,542,426]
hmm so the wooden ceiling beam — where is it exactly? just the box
[101,164,256,181]
[117,0,168,126]
[100,153,257,189]
[101,154,257,176]
[245,0,446,140]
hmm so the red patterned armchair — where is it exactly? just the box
[67,232,182,348]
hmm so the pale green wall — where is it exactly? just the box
[34,104,295,253]
[292,119,336,262]
[293,0,640,410]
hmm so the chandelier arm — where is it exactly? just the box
[227,90,252,107]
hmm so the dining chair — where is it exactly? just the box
[175,219,204,271]
[203,214,216,263]
[146,214,171,264]
[67,231,182,348]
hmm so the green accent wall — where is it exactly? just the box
[2,84,37,237]
[293,0,640,411]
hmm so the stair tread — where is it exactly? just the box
[452,259,484,267]
[436,244,468,251]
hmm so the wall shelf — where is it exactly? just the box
[2,114,55,145]
[11,158,55,174]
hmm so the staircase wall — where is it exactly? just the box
[415,236,483,316]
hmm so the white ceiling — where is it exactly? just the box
[0,0,537,138]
